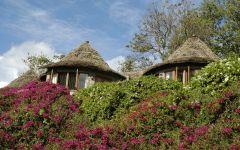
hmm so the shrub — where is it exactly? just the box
[1,54,240,149]
[61,81,240,149]
[0,81,79,149]
[190,55,240,94]
[74,76,182,124]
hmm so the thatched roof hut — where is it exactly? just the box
[43,41,125,91]
[143,36,219,84]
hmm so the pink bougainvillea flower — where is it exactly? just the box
[169,105,177,110]
[195,125,208,136]
[224,91,234,99]
[235,108,240,114]
[178,142,184,150]
[36,129,43,138]
[22,121,34,129]
[32,142,44,150]
[218,98,225,104]
[175,120,182,127]
[187,135,196,143]
[222,127,233,134]
[230,144,240,150]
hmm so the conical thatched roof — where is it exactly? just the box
[44,41,125,79]
[143,37,219,75]
[165,36,219,63]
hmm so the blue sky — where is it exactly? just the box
[0,0,152,86]
[0,0,201,87]
[0,0,150,58]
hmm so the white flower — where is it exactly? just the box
[224,76,229,82]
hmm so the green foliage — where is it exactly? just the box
[23,53,52,71]
[119,54,154,72]
[190,55,240,94]
[107,80,239,149]
[1,55,240,149]
[23,53,64,75]
[74,76,182,124]
[128,1,192,60]
[129,0,240,62]
[170,10,214,51]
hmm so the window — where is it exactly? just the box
[58,73,66,87]
[159,73,165,78]
[79,74,88,88]
[52,74,58,84]
[177,71,183,82]
[69,73,76,90]
[165,72,173,80]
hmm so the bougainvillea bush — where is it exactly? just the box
[0,81,79,149]
[0,55,239,149]
[59,81,239,149]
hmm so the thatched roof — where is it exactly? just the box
[143,37,219,75]
[44,41,125,79]
[8,70,39,87]
[165,36,219,63]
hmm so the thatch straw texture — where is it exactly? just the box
[143,37,219,75]
[44,41,125,79]
[165,37,219,63]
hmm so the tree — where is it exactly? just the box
[220,0,240,55]
[169,10,214,51]
[128,0,194,61]
[119,56,135,73]
[23,53,64,75]
[172,0,240,57]
[128,0,239,66]
[23,53,52,73]
[119,54,154,73]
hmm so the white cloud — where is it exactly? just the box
[107,56,126,72]
[4,0,95,49]
[0,81,8,88]
[0,41,56,84]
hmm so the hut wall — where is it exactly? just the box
[45,67,122,90]
[94,74,118,82]
[148,63,207,84]
[85,75,95,88]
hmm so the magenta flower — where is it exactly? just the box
[22,121,34,129]
[36,129,43,138]
[178,142,184,150]
[230,144,239,150]
[32,142,44,150]
[195,125,208,136]
[69,104,78,112]
[222,127,233,134]
[235,108,240,114]
[169,105,177,110]
[130,137,140,144]
[224,91,234,99]
[218,98,225,104]
[187,135,196,143]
